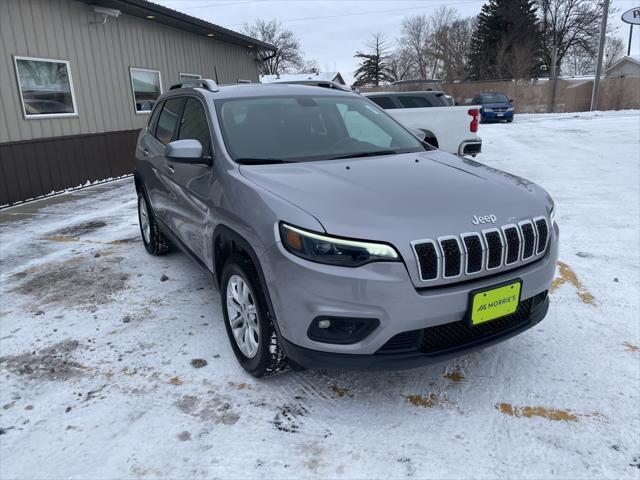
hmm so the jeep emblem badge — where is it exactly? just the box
[472,214,497,225]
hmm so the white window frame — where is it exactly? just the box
[179,72,201,81]
[129,67,163,115]
[13,55,79,120]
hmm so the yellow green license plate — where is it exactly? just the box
[470,280,522,325]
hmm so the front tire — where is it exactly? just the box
[137,192,172,255]
[221,255,287,377]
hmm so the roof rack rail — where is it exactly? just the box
[170,79,219,92]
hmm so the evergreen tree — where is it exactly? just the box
[353,34,393,87]
[467,0,541,80]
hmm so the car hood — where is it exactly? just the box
[239,150,551,243]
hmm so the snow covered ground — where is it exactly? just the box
[1,111,639,479]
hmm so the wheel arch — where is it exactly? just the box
[419,129,439,148]
[212,224,285,338]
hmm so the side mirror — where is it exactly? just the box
[410,128,427,142]
[165,139,206,164]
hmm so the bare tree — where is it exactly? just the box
[388,45,417,82]
[562,43,595,75]
[400,14,432,79]
[431,16,476,80]
[243,19,304,75]
[536,0,617,110]
[604,36,625,71]
[426,6,458,78]
[300,59,321,74]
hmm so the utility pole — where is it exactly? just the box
[590,0,611,112]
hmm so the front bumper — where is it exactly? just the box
[482,110,514,121]
[260,224,558,366]
[281,294,549,370]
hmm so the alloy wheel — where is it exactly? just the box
[226,274,260,358]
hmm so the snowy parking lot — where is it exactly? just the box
[1,111,639,479]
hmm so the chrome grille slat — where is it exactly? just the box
[439,236,463,279]
[519,220,536,260]
[483,228,504,270]
[412,217,550,284]
[534,217,549,255]
[461,233,484,275]
[502,225,521,265]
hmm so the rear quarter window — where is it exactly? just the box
[155,97,185,145]
[147,101,163,136]
[398,95,433,108]
[369,96,397,109]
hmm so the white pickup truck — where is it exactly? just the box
[364,91,482,156]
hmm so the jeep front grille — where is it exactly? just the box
[412,217,550,283]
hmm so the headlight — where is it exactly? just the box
[550,205,556,225]
[280,223,400,267]
[507,107,514,111]
[483,108,493,112]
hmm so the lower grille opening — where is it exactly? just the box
[376,293,545,356]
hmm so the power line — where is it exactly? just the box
[222,1,483,27]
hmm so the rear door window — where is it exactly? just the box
[155,97,185,145]
[177,97,213,157]
[369,96,397,109]
[398,95,433,108]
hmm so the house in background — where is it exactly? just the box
[605,56,640,77]
[260,72,347,86]
[0,0,275,206]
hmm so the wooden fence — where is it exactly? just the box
[361,75,640,113]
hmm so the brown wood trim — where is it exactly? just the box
[1,129,141,147]
[0,129,140,206]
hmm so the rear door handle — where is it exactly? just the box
[166,165,175,174]
[142,148,149,157]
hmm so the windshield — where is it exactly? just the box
[480,93,509,104]
[216,95,427,163]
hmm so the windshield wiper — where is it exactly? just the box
[328,150,398,160]
[236,157,289,165]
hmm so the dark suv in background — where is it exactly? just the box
[473,92,515,123]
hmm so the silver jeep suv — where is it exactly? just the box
[134,80,559,377]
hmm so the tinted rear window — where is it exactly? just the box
[369,96,397,109]
[398,95,433,108]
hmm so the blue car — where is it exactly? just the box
[473,92,514,123]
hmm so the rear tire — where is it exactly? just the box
[221,255,287,377]
[137,192,172,256]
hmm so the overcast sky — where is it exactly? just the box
[158,0,640,84]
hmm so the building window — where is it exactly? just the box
[179,73,201,81]
[13,56,78,118]
[129,67,162,114]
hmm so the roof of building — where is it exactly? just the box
[606,55,640,73]
[79,0,276,51]
[260,72,346,85]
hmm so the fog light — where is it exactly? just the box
[307,316,380,345]
[318,319,331,329]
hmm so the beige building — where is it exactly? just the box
[0,0,275,206]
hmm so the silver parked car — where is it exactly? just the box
[134,79,559,377]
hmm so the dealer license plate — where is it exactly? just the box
[470,281,521,325]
